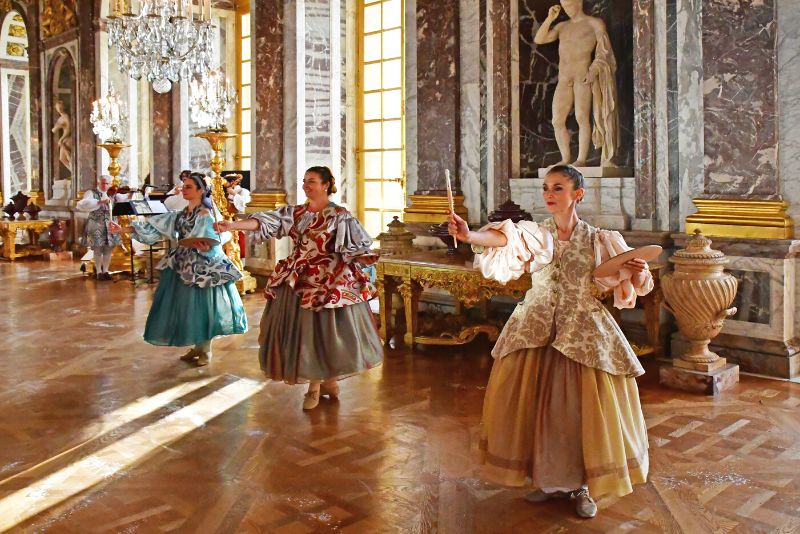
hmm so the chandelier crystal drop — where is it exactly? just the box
[106,0,215,93]
[90,85,128,143]
[189,68,237,131]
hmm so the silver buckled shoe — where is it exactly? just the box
[572,488,597,518]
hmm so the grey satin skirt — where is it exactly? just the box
[258,284,384,384]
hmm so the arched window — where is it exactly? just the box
[0,10,32,200]
[357,0,405,238]
[0,11,27,60]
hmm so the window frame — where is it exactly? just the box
[356,0,406,238]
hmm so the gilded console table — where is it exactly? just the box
[0,220,52,261]
[375,250,664,357]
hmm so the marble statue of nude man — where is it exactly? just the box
[534,0,619,167]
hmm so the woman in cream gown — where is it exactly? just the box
[449,165,653,519]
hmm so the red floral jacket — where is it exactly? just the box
[249,202,378,311]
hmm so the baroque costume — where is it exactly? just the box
[76,189,123,276]
[131,206,248,347]
[476,217,652,499]
[248,202,383,383]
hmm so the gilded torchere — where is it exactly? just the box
[195,130,257,294]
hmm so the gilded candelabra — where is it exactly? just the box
[195,130,257,294]
[97,142,131,186]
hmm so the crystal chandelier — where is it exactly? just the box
[107,0,215,93]
[90,85,128,143]
[189,68,237,131]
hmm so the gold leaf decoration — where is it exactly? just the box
[41,0,77,39]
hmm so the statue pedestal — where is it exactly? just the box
[537,166,633,178]
[511,175,635,230]
[659,360,740,396]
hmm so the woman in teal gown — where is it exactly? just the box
[109,173,248,366]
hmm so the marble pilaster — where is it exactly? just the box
[478,0,488,219]
[253,0,285,193]
[151,90,173,188]
[76,1,97,192]
[777,0,800,237]
[404,0,418,198]
[303,0,332,174]
[675,0,705,229]
[666,0,680,230]
[632,0,669,231]
[19,3,43,195]
[283,0,299,206]
[460,0,481,223]
[414,0,459,193]
[490,0,511,206]
[701,0,778,198]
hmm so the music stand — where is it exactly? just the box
[111,201,170,284]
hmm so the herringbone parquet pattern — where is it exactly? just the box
[2,261,800,533]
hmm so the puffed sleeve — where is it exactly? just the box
[247,205,295,242]
[75,190,100,212]
[231,187,251,213]
[334,212,379,265]
[163,194,188,211]
[131,211,179,245]
[472,220,554,284]
[594,230,654,309]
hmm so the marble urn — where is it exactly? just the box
[662,230,738,370]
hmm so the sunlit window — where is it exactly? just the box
[358,0,404,238]
[236,4,251,171]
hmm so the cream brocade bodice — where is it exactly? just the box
[475,218,653,377]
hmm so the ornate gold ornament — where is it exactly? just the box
[41,0,77,39]
[662,230,738,370]
[686,198,794,239]
[403,193,468,224]
[6,43,23,56]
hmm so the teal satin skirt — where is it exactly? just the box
[144,267,248,347]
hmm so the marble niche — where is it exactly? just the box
[510,0,636,230]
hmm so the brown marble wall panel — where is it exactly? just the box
[253,0,284,192]
[518,0,634,175]
[76,1,97,192]
[415,0,460,193]
[491,0,512,205]
[151,90,173,188]
[702,0,778,197]
[632,0,655,219]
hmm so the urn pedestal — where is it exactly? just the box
[659,230,740,395]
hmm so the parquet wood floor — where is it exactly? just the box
[2,261,800,533]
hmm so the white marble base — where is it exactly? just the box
[537,166,634,178]
[510,177,635,231]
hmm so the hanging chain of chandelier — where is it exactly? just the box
[106,0,215,94]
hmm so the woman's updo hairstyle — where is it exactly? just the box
[547,164,585,202]
[306,165,337,195]
[186,172,215,210]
